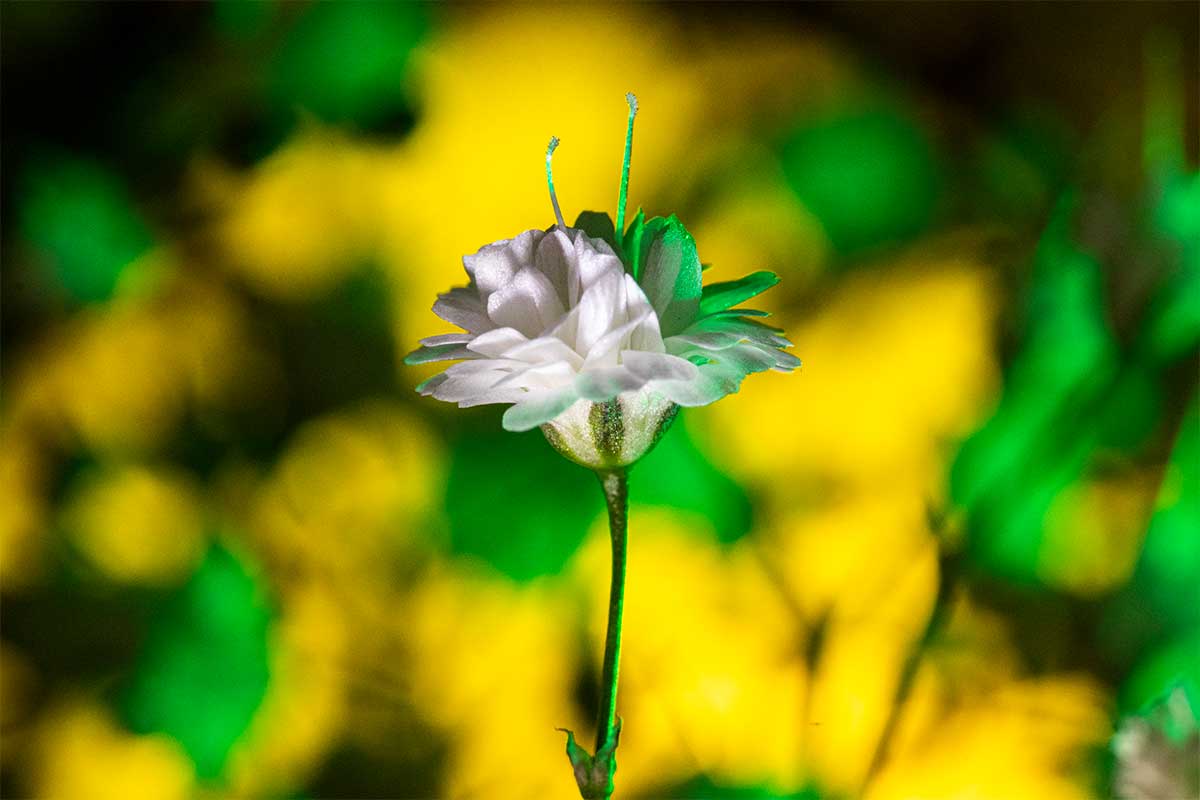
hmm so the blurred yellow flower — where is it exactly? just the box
[213,128,385,300]
[404,562,582,800]
[699,251,1001,502]
[23,701,194,800]
[224,585,350,799]
[59,463,206,585]
[868,673,1110,800]
[773,492,939,794]
[251,401,444,578]
[5,273,263,456]
[44,304,186,453]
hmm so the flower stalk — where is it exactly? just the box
[595,468,628,757]
[560,468,628,799]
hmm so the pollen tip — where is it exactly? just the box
[547,135,560,156]
[626,92,638,116]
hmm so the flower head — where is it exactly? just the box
[407,96,799,468]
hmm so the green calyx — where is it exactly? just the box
[540,395,679,470]
[559,718,622,799]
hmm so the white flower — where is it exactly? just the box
[407,222,799,468]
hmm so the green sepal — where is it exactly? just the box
[620,208,647,278]
[624,214,672,283]
[627,214,703,335]
[707,307,771,318]
[573,211,618,251]
[699,271,780,316]
[558,720,622,800]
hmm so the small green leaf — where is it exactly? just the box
[573,211,617,250]
[699,271,780,316]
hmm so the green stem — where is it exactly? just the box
[595,469,628,757]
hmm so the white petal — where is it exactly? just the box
[432,367,512,403]
[504,336,584,369]
[650,361,743,406]
[415,373,449,395]
[624,274,665,353]
[667,330,742,352]
[433,287,491,333]
[467,327,529,357]
[464,229,543,296]
[647,343,784,407]
[686,316,792,348]
[620,350,699,382]
[487,269,567,335]
[575,367,645,401]
[502,389,580,432]
[548,304,581,350]
[493,360,575,390]
[486,279,541,337]
[444,358,513,376]
[575,270,625,355]
[572,231,623,294]
[419,333,474,346]
[534,228,577,308]
[582,313,650,369]
[457,387,528,407]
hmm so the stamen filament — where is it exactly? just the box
[616,92,638,236]
[546,136,567,229]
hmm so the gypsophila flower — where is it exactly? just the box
[407,106,797,469]
[407,218,798,466]
[405,93,799,800]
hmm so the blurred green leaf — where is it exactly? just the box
[780,107,939,256]
[20,157,154,303]
[1120,633,1200,718]
[1132,402,1200,632]
[271,1,427,129]
[630,417,753,544]
[1143,171,1200,363]
[122,544,272,780]
[971,108,1073,224]
[951,196,1120,582]
[444,429,602,581]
